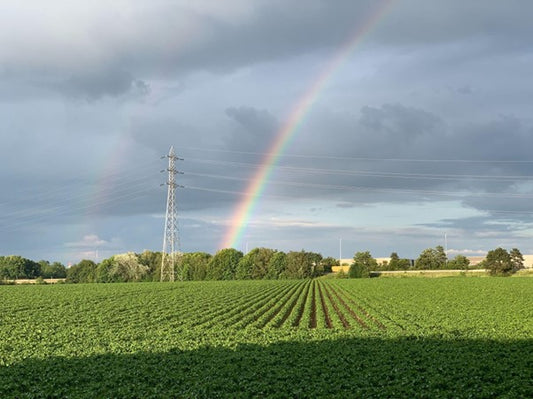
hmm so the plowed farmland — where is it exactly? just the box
[1,278,532,397]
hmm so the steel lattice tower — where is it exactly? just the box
[161,146,183,281]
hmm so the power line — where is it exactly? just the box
[184,172,533,199]
[180,146,533,164]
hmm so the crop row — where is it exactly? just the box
[188,280,387,330]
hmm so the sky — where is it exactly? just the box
[2,0,533,265]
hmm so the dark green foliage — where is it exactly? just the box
[0,255,41,279]
[1,338,531,399]
[386,252,412,271]
[181,252,211,281]
[349,251,377,278]
[96,257,115,283]
[286,250,323,278]
[447,254,470,270]
[236,248,276,280]
[265,251,287,279]
[510,248,524,272]
[39,261,67,278]
[137,250,162,281]
[66,259,97,283]
[415,246,447,270]
[485,247,513,276]
[207,248,243,280]
[320,257,339,273]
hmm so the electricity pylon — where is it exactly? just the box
[161,146,183,281]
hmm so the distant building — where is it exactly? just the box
[466,254,533,269]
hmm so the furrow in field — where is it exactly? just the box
[249,281,305,329]
[323,282,371,330]
[188,283,285,327]
[332,283,397,331]
[297,280,314,329]
[191,282,290,328]
[316,281,332,329]
[173,288,249,323]
[223,282,299,329]
[320,281,350,329]
[268,280,309,328]
[288,280,312,327]
[309,280,317,328]
[207,282,293,328]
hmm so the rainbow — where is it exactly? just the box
[221,0,395,250]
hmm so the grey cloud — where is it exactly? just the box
[58,70,150,100]
[225,106,278,151]
[4,0,532,98]
[264,103,533,215]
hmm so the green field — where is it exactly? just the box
[1,278,532,398]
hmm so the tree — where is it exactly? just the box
[110,252,149,282]
[265,251,287,279]
[485,247,513,276]
[66,260,97,283]
[96,257,115,283]
[510,248,524,272]
[137,250,162,281]
[40,261,67,278]
[415,246,447,270]
[285,250,323,279]
[0,255,40,279]
[236,248,276,280]
[447,254,470,270]
[207,248,243,280]
[387,252,400,271]
[349,251,377,278]
[181,252,211,280]
[387,252,412,271]
[321,257,339,273]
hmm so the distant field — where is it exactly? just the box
[1,278,532,397]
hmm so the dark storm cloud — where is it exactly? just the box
[375,1,533,51]
[2,1,533,262]
[269,103,533,215]
[58,70,150,100]
[3,0,533,100]
[225,106,279,151]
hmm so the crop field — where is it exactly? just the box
[1,278,532,398]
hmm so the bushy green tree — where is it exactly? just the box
[111,252,148,282]
[286,250,323,279]
[137,250,162,281]
[415,246,447,270]
[207,248,243,280]
[236,248,276,280]
[0,255,40,279]
[320,257,339,273]
[386,252,412,271]
[96,257,115,282]
[66,260,97,283]
[510,248,524,272]
[40,261,67,278]
[447,255,470,270]
[181,252,211,280]
[349,251,377,278]
[265,251,287,279]
[485,247,513,276]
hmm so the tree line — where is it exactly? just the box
[0,256,67,280]
[347,246,526,277]
[1,245,526,284]
[64,248,340,283]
